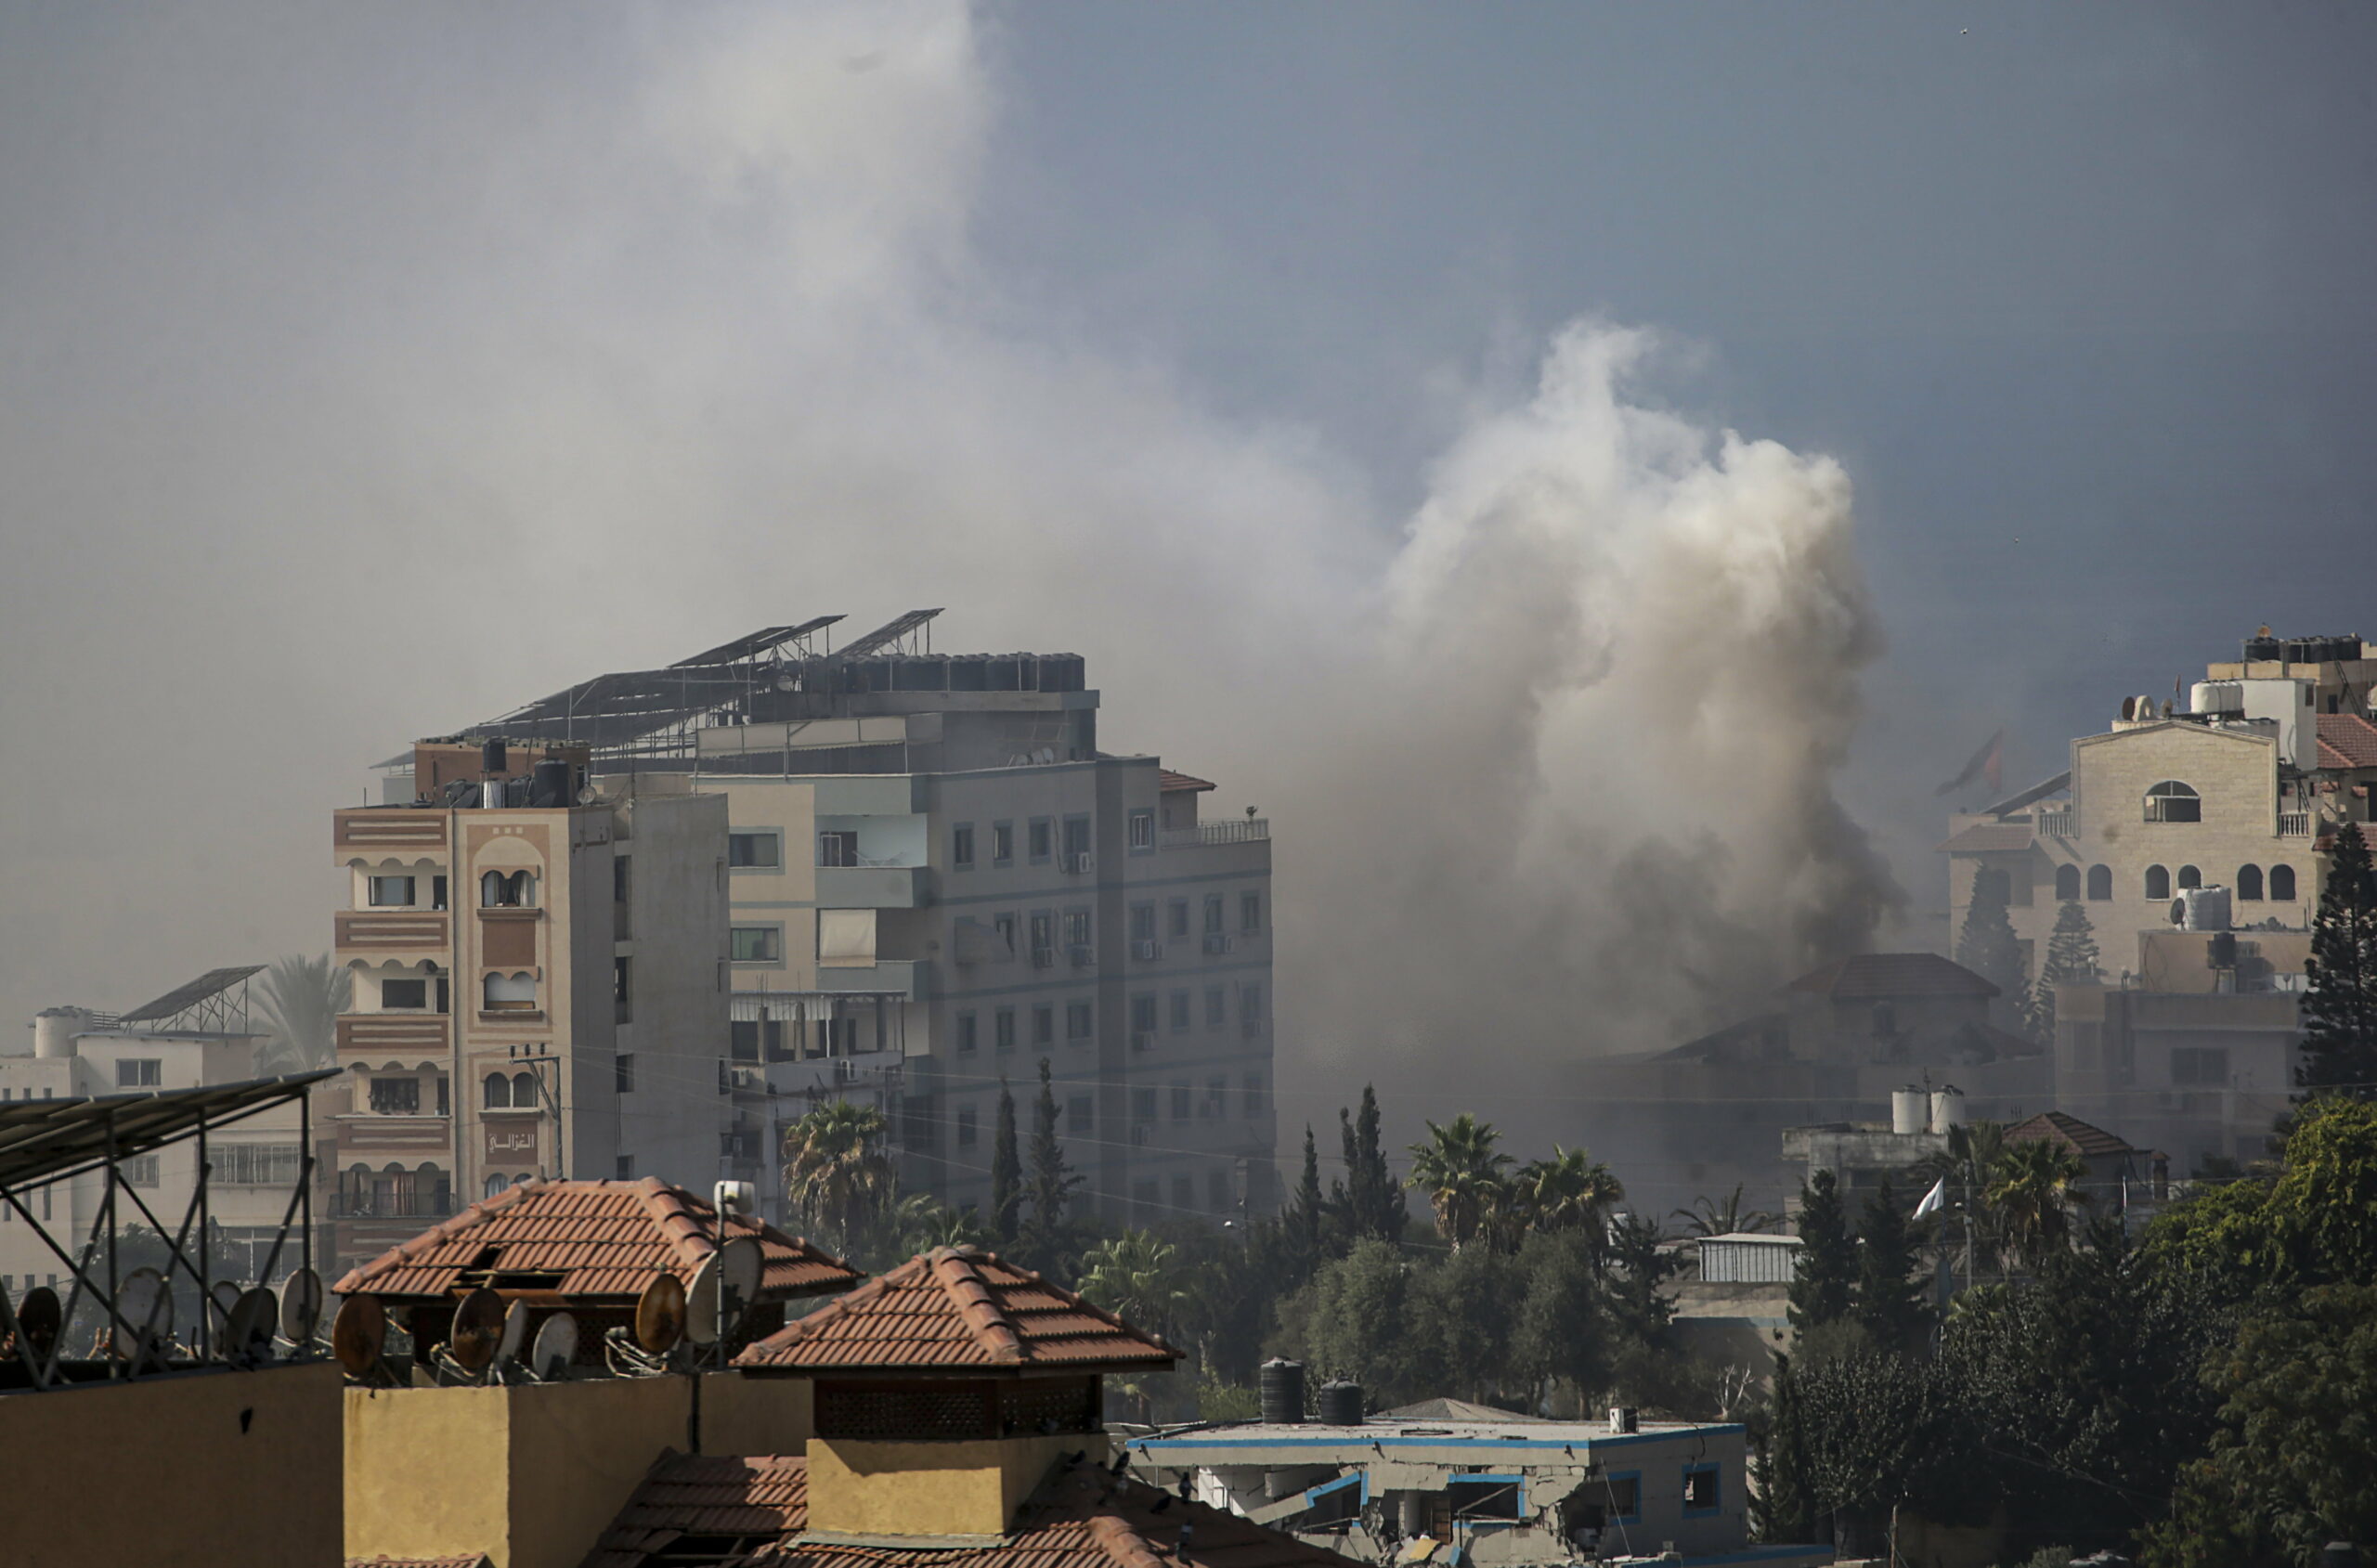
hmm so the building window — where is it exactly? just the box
[2087,863,2112,901]
[368,1076,421,1115]
[2144,780,2202,823]
[1240,892,1262,933]
[2144,864,2171,901]
[2238,864,2265,901]
[2173,1046,2231,1086]
[483,1072,511,1109]
[479,870,535,908]
[616,1155,635,1179]
[994,913,1018,957]
[1168,900,1189,939]
[1131,995,1159,1035]
[727,831,781,869]
[484,1173,509,1199]
[367,875,415,907]
[817,830,860,868]
[116,1058,161,1089]
[1129,810,1154,851]
[952,823,975,868]
[1033,1005,1055,1046]
[956,1106,979,1147]
[956,1012,979,1054]
[613,958,631,1012]
[1028,819,1053,862]
[1169,991,1191,1032]
[1063,909,1091,948]
[1682,1466,1721,1516]
[2271,864,2298,901]
[1171,1082,1191,1121]
[1132,1088,1158,1122]
[214,1143,302,1185]
[1029,911,1054,960]
[1203,895,1225,935]
[381,978,427,1010]
[1241,982,1265,1024]
[993,823,1015,865]
[1201,1078,1226,1119]
[1066,1001,1094,1042]
[432,875,448,910]
[1602,1473,1642,1523]
[486,972,539,1013]
[731,926,784,964]
[1068,1095,1093,1134]
[123,1154,161,1188]
[994,1007,1017,1053]
[2055,864,2081,901]
[1243,1073,1266,1117]
[616,1054,635,1094]
[1131,903,1157,943]
[1206,987,1227,1029]
[2177,864,2202,891]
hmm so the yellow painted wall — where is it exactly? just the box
[699,1368,813,1457]
[504,1376,696,1568]
[808,1433,1086,1538]
[344,1382,513,1562]
[0,1362,342,1568]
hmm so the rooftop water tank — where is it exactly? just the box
[1316,1381,1365,1426]
[1259,1359,1305,1425]
[1891,1088,1929,1136]
[2191,680,2242,717]
[1929,1086,1968,1135]
[32,1006,91,1059]
[2181,885,2233,932]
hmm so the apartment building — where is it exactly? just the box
[437,612,1279,1225]
[330,739,727,1273]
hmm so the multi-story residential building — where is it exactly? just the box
[330,739,728,1273]
[3,974,333,1294]
[431,612,1279,1225]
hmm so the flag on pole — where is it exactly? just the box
[1935,730,2005,797]
[1914,1176,1947,1219]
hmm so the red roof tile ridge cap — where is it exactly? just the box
[735,1253,926,1362]
[633,1176,720,1270]
[932,1248,1026,1362]
[1085,1510,1170,1568]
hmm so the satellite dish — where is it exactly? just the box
[280,1267,324,1342]
[497,1299,532,1366]
[576,785,597,806]
[332,1293,387,1377]
[15,1287,60,1359]
[774,672,798,693]
[715,1237,764,1336]
[683,1255,721,1346]
[448,1288,506,1373]
[531,1312,578,1380]
[633,1273,687,1354]
[225,1288,279,1364]
[211,1279,243,1325]
[117,1267,173,1357]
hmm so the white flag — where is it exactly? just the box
[1914,1177,1947,1219]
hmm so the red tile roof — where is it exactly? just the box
[1158,771,1215,794]
[582,1452,1364,1568]
[1937,822,2038,854]
[2003,1110,2138,1160]
[2319,713,2377,770]
[1786,952,1999,1001]
[349,1559,491,1568]
[734,1248,1176,1373]
[331,1178,862,1303]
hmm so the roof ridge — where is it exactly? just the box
[633,1174,720,1271]
[331,1174,541,1291]
[745,1251,927,1354]
[1085,1512,1169,1568]
[931,1247,1026,1362]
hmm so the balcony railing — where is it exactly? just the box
[333,809,448,852]
[1161,819,1269,849]
[335,911,449,951]
[331,1196,458,1222]
[337,1013,450,1056]
[2034,808,2074,839]
[2280,811,2313,837]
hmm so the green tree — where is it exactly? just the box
[1516,1147,1625,1244]
[1957,865,2032,1035]
[1788,1170,1856,1333]
[1855,1181,1931,1351]
[1987,1138,2089,1272]
[883,1192,989,1257]
[1409,1243,1524,1405]
[1604,1211,1679,1347]
[1407,1112,1512,1251]
[1292,1238,1422,1406]
[989,1078,1020,1244]
[2299,818,2377,1100]
[1287,1125,1330,1281]
[1335,1085,1407,1244]
[1674,1183,1776,1238]
[2031,899,2102,1043]
[1511,1228,1610,1406]
[779,1099,895,1251]
[1018,1059,1083,1271]
[255,952,351,1074]
[1077,1228,1188,1339]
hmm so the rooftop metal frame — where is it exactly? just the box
[115,965,263,1032]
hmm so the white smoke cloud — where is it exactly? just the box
[0,2,1893,1152]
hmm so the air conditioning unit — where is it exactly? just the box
[1030,946,1057,969]
[1132,1031,1158,1053]
[1063,851,1094,875]
[1067,943,1096,967]
[1132,940,1163,961]
[1202,932,1234,955]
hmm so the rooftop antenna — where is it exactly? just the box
[331,1292,389,1384]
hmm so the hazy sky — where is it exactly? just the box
[3,4,2372,1129]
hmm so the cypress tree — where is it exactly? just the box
[990,1077,1020,1242]
[1854,1180,1930,1350]
[1019,1059,1082,1268]
[1956,866,2032,1035]
[1788,1170,1855,1333]
[1292,1124,1328,1275]
[2300,820,2377,1101]
[1337,1084,1407,1243]
[2030,898,2102,1043]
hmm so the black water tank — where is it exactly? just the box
[1317,1381,1364,1425]
[481,738,508,774]
[2244,634,2281,663]
[2210,931,2240,969]
[1259,1359,1305,1425]
[529,758,572,808]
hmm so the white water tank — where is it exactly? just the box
[2190,680,2243,717]
[1891,1088,1928,1136]
[1929,1086,1968,1134]
[2181,885,2233,932]
[32,1006,91,1059]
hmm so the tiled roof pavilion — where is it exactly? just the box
[734,1247,1176,1374]
[332,1177,862,1304]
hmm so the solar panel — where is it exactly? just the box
[836,608,943,659]
[0,1072,336,1191]
[672,616,845,668]
[117,965,266,1025]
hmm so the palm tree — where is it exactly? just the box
[1513,1147,1625,1238]
[1984,1138,2089,1271]
[1077,1229,1188,1337]
[1672,1184,1777,1238]
[780,1100,896,1249]
[889,1193,989,1254]
[1407,1113,1513,1250]
[255,953,351,1073]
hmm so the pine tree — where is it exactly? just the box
[1787,1169,1855,1333]
[1335,1084,1407,1243]
[2029,898,2102,1044]
[1853,1180,1930,1350]
[1290,1124,1329,1276]
[1018,1059,1082,1269]
[2300,820,2377,1101]
[1956,866,2032,1036]
[990,1078,1020,1242]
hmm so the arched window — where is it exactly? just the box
[481,870,507,907]
[2145,864,2171,901]
[483,973,538,1012]
[484,1173,508,1199]
[482,1071,510,1109]
[479,870,536,908]
[2087,864,2112,901]
[418,1162,450,1215]
[2144,780,2202,823]
[512,1070,539,1108]
[2178,865,2202,891]
[2238,864,2264,901]
[2055,864,2082,901]
[2271,864,2298,901]
[513,1173,534,1187]
[344,1163,371,1212]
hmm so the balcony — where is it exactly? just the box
[815,959,926,1000]
[1161,818,1268,850]
[337,1013,450,1056]
[335,911,448,953]
[334,808,448,853]
[331,1195,458,1223]
[2034,808,2074,839]
[2280,811,2313,837]
[814,863,929,908]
